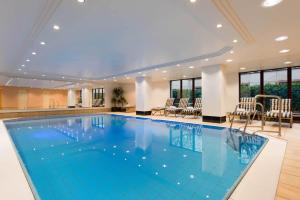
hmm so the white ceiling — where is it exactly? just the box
[0,0,299,88]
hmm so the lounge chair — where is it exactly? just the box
[165,98,189,117]
[151,98,174,116]
[182,98,202,118]
[229,97,257,129]
[266,98,293,128]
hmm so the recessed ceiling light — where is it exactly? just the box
[284,61,292,65]
[142,74,146,77]
[233,39,238,43]
[262,0,283,7]
[279,49,290,53]
[240,67,246,70]
[113,76,116,79]
[176,64,181,67]
[104,79,107,81]
[189,66,195,69]
[40,41,46,45]
[77,0,85,3]
[18,68,22,71]
[275,35,288,42]
[113,79,117,82]
[190,0,197,3]
[205,58,209,61]
[126,77,130,79]
[183,75,187,78]
[21,64,25,67]
[42,74,46,77]
[138,72,142,74]
[32,52,37,55]
[62,76,65,79]
[53,25,60,30]
[26,59,30,62]
[162,70,167,73]
[226,59,233,63]
[230,50,234,54]
[216,24,223,28]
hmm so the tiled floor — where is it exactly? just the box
[112,112,300,200]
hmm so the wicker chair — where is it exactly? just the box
[182,98,202,118]
[165,98,189,117]
[151,98,174,116]
[266,98,293,128]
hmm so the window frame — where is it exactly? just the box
[170,77,202,105]
[239,66,300,119]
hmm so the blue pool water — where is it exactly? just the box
[5,114,267,200]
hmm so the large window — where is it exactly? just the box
[170,78,201,105]
[264,69,288,98]
[239,67,300,118]
[194,79,202,98]
[92,88,105,107]
[240,72,260,97]
[170,80,180,99]
[182,79,193,103]
[292,67,300,113]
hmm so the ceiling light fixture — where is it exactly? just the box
[53,25,60,30]
[32,52,37,55]
[230,50,234,54]
[162,70,167,73]
[42,74,46,77]
[275,35,288,42]
[18,68,22,71]
[233,39,238,43]
[183,75,187,78]
[284,61,292,65]
[40,41,46,45]
[205,58,209,61]
[155,68,159,71]
[190,0,197,3]
[262,0,283,7]
[240,67,246,70]
[189,66,195,69]
[176,64,181,67]
[279,49,290,53]
[62,76,65,79]
[21,64,25,67]
[226,59,233,63]
[77,0,85,3]
[26,59,30,62]
[216,24,223,28]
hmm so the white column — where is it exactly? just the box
[135,77,152,115]
[81,88,92,108]
[67,89,76,108]
[202,65,226,123]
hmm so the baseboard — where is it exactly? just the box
[203,115,226,123]
[136,111,152,116]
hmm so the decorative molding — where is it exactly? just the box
[99,46,233,80]
[211,0,255,44]
[15,0,63,65]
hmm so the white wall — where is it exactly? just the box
[122,83,136,107]
[135,77,152,111]
[150,81,170,107]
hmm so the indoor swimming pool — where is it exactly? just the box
[5,114,267,200]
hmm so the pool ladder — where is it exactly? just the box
[230,94,282,137]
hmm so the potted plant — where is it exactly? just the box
[111,87,128,112]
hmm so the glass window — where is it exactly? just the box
[240,72,260,97]
[92,88,105,106]
[194,79,202,98]
[264,69,288,110]
[264,69,288,98]
[171,81,180,99]
[292,67,300,113]
[182,79,193,103]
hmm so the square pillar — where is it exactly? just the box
[202,65,226,123]
[81,88,92,108]
[135,77,152,115]
[67,89,76,108]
